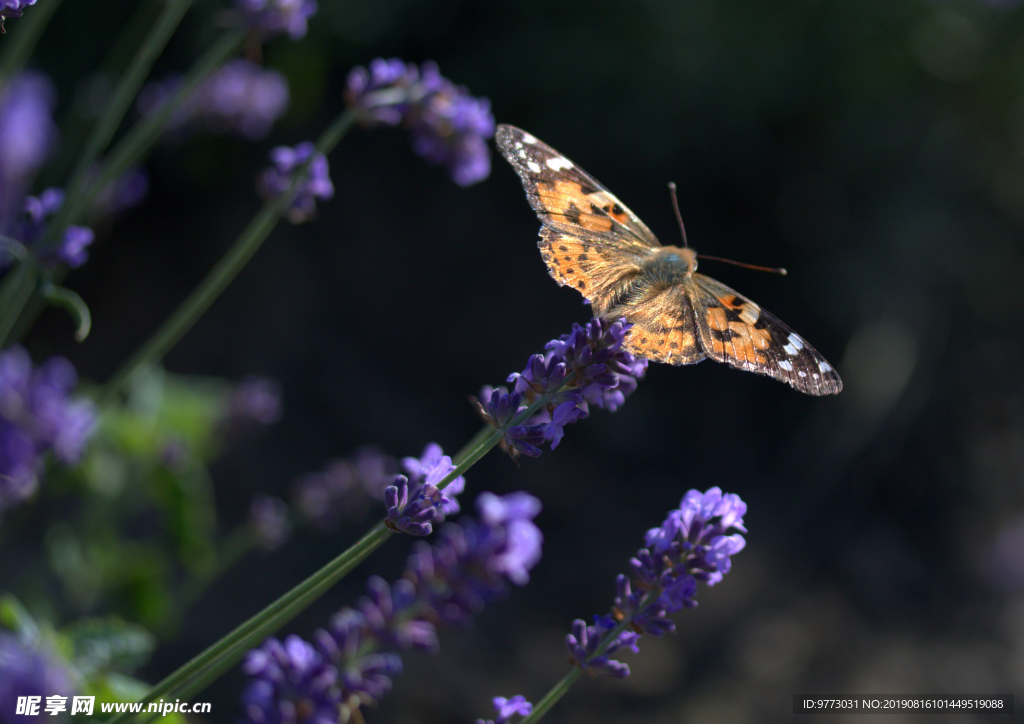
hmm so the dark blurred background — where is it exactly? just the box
[15,0,1024,720]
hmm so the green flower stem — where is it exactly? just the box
[99,108,358,404]
[519,593,656,724]
[0,0,63,88]
[0,263,35,347]
[105,376,582,722]
[39,0,195,255]
[519,669,583,724]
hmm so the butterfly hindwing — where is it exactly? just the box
[618,286,707,365]
[688,274,842,396]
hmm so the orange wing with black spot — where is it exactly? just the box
[687,274,842,395]
[496,124,659,304]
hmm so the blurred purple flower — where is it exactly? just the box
[234,0,318,40]
[259,142,334,223]
[566,487,746,678]
[242,492,543,723]
[88,166,149,219]
[986,514,1024,590]
[249,495,292,551]
[138,60,289,141]
[0,71,56,225]
[294,448,399,531]
[344,58,494,186]
[0,348,96,516]
[0,634,75,721]
[0,188,95,271]
[241,635,338,724]
[476,695,533,724]
[221,376,282,438]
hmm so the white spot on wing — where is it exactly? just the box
[819,360,833,373]
[798,371,807,378]
[522,133,537,144]
[787,334,804,351]
[546,156,573,171]
[783,343,798,356]
[527,160,541,173]
[778,360,794,372]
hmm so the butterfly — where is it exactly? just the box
[495,124,842,396]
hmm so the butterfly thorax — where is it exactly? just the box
[593,245,697,319]
[650,246,697,275]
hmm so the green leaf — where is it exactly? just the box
[63,616,156,677]
[0,593,41,642]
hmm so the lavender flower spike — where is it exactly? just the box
[241,635,338,724]
[566,487,746,678]
[259,141,334,223]
[478,318,646,458]
[476,695,534,724]
[235,0,318,39]
[344,59,495,186]
[242,492,543,722]
[0,348,96,516]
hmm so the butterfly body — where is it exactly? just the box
[496,124,842,396]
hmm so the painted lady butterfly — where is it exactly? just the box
[496,124,842,396]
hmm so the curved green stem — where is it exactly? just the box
[100,108,357,404]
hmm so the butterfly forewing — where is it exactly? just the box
[688,275,842,395]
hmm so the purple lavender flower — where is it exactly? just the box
[0,634,76,720]
[0,1,36,33]
[241,636,338,724]
[401,443,464,515]
[481,318,646,458]
[258,142,334,223]
[384,475,449,536]
[245,493,543,722]
[249,495,292,551]
[138,60,289,141]
[565,619,634,678]
[1,188,95,271]
[0,71,56,226]
[344,59,495,186]
[0,348,96,516]
[476,695,533,724]
[234,0,318,40]
[565,487,746,678]
[294,448,399,531]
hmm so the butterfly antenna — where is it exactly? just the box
[668,182,688,248]
[698,254,788,276]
